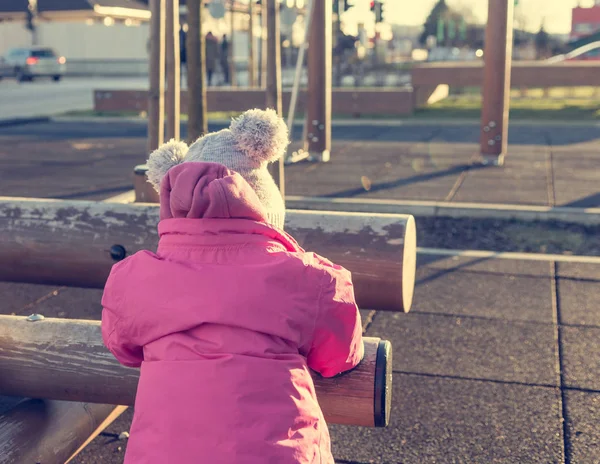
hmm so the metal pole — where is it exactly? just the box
[166,0,181,140]
[306,0,332,162]
[265,0,284,195]
[148,0,166,153]
[284,0,314,164]
[187,0,208,140]
[479,0,514,166]
[248,0,257,86]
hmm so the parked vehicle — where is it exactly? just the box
[0,47,66,82]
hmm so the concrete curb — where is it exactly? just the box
[0,117,51,128]
[50,116,600,128]
[285,196,600,226]
[105,190,600,225]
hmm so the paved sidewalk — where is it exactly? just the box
[2,253,598,463]
[1,119,598,208]
[0,119,599,463]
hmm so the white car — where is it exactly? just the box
[0,47,66,82]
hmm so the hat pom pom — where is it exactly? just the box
[146,139,189,191]
[230,108,289,163]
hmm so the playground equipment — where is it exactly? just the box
[0,196,416,312]
[0,315,392,429]
[0,193,416,462]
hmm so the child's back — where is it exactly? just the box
[102,115,363,463]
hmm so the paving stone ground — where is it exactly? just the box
[1,120,599,463]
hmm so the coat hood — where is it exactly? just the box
[159,161,268,222]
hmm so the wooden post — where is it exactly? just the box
[166,0,181,140]
[0,197,417,312]
[0,399,123,464]
[260,0,268,88]
[148,0,166,153]
[230,0,237,86]
[248,0,257,87]
[0,316,393,428]
[265,0,285,194]
[306,0,332,162]
[479,0,514,166]
[187,0,208,140]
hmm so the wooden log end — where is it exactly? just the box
[374,339,393,427]
[401,215,417,313]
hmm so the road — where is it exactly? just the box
[0,77,147,122]
[0,68,412,123]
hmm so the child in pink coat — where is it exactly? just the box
[101,109,364,464]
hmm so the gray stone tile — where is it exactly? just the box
[329,373,564,464]
[368,312,558,385]
[452,175,550,205]
[561,326,600,391]
[71,408,133,464]
[554,180,600,207]
[0,282,62,315]
[564,390,600,464]
[412,268,553,323]
[417,254,552,277]
[557,263,600,281]
[558,279,600,326]
[30,287,104,320]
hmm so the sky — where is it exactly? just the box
[344,0,597,34]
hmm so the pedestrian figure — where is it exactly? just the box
[221,34,230,85]
[205,31,219,86]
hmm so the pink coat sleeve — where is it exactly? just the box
[101,263,144,368]
[101,307,144,368]
[306,263,364,378]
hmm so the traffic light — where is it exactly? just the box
[26,0,37,31]
[375,1,383,22]
[25,8,34,31]
[370,1,383,22]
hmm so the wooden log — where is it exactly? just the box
[0,315,393,428]
[0,197,416,312]
[0,398,123,464]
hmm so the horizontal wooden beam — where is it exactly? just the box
[411,61,600,88]
[0,315,393,428]
[0,398,124,464]
[94,88,415,117]
[0,197,416,312]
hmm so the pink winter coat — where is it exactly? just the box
[101,162,364,464]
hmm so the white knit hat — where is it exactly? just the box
[146,108,289,229]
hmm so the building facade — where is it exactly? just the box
[570,1,600,42]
